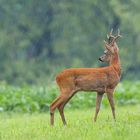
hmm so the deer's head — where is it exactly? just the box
[99,29,122,63]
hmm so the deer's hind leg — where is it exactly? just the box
[50,90,74,125]
[58,91,76,125]
[50,75,77,125]
[50,95,64,125]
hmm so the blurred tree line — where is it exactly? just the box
[0,0,139,85]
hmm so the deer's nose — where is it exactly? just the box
[99,57,103,62]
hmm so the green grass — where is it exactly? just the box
[0,106,140,140]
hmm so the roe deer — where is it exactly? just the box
[50,29,122,125]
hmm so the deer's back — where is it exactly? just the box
[56,67,120,93]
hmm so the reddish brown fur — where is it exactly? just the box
[50,31,121,125]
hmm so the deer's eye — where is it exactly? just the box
[104,50,108,54]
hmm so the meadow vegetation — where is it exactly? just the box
[0,81,139,113]
[0,80,140,140]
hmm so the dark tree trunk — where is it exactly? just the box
[27,3,54,59]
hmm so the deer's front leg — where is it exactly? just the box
[106,89,116,121]
[94,92,104,122]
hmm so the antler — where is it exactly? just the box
[114,29,122,41]
[107,28,113,39]
[109,28,113,36]
[106,29,122,45]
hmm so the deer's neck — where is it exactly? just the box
[110,52,121,77]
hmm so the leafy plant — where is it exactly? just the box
[0,81,139,113]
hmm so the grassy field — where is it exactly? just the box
[0,105,139,140]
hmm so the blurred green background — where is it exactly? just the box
[0,0,139,85]
[0,0,140,112]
